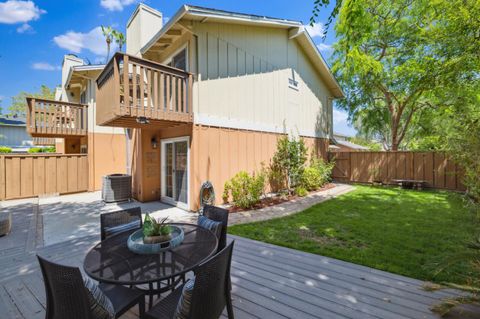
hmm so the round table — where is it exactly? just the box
[84,223,218,287]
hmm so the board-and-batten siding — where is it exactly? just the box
[192,22,332,139]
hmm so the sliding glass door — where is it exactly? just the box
[161,137,189,209]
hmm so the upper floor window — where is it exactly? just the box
[167,48,187,71]
[80,91,86,104]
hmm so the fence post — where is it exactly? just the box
[0,156,4,200]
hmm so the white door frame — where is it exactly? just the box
[160,136,190,210]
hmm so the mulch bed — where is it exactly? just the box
[227,183,336,213]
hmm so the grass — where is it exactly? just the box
[229,185,478,285]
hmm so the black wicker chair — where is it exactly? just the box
[37,255,145,319]
[100,207,142,241]
[144,241,235,319]
[202,205,229,252]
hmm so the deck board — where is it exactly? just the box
[0,233,474,319]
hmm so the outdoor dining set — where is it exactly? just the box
[36,205,235,319]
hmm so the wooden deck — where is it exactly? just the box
[0,203,474,318]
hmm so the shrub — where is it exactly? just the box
[271,136,307,193]
[301,167,323,191]
[223,171,265,209]
[294,186,308,197]
[0,146,12,153]
[266,160,286,193]
[301,158,335,191]
[28,146,56,153]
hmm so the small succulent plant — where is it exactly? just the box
[143,214,172,237]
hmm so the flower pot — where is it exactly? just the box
[143,234,172,244]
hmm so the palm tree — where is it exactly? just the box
[101,25,114,63]
[112,30,126,52]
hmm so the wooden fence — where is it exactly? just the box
[328,151,465,191]
[0,154,88,200]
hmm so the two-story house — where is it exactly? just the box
[95,3,343,210]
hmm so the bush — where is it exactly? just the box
[223,171,265,209]
[301,167,323,191]
[28,146,55,153]
[301,158,334,191]
[271,136,307,193]
[0,146,12,153]
[294,186,308,197]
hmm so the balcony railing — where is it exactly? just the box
[26,98,88,137]
[96,53,193,128]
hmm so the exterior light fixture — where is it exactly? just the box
[136,116,149,124]
[151,137,158,149]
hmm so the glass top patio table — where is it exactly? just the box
[83,223,218,285]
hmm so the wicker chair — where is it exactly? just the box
[100,207,142,241]
[37,255,145,319]
[202,205,229,252]
[144,241,235,319]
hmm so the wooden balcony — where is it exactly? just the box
[26,98,88,138]
[96,53,193,128]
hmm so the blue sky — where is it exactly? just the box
[0,0,355,136]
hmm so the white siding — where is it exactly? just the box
[190,22,332,138]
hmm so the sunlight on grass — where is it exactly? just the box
[229,185,477,285]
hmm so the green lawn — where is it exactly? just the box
[229,185,477,285]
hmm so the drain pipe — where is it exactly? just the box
[125,128,131,174]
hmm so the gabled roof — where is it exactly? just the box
[141,4,344,98]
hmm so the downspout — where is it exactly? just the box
[125,128,131,174]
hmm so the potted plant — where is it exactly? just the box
[142,214,172,244]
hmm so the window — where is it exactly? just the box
[169,48,187,71]
[288,69,299,90]
[80,91,86,104]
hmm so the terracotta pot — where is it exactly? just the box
[143,234,171,244]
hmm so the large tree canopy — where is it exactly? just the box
[328,0,479,150]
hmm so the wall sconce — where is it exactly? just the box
[136,116,149,124]
[151,137,158,149]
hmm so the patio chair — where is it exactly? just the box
[100,207,142,241]
[202,205,229,252]
[144,241,235,319]
[37,255,145,319]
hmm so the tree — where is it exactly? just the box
[112,30,126,52]
[8,85,55,117]
[101,25,114,63]
[331,0,477,150]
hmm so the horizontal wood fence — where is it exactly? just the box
[0,154,88,200]
[328,151,465,191]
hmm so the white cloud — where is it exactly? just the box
[100,0,137,11]
[53,26,116,56]
[32,62,60,71]
[16,22,32,33]
[0,0,45,24]
[317,43,333,52]
[333,108,348,125]
[305,22,325,38]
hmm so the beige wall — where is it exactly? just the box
[191,22,332,139]
[130,125,192,202]
[190,125,329,210]
[87,132,127,191]
[143,21,334,139]
[128,124,328,210]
